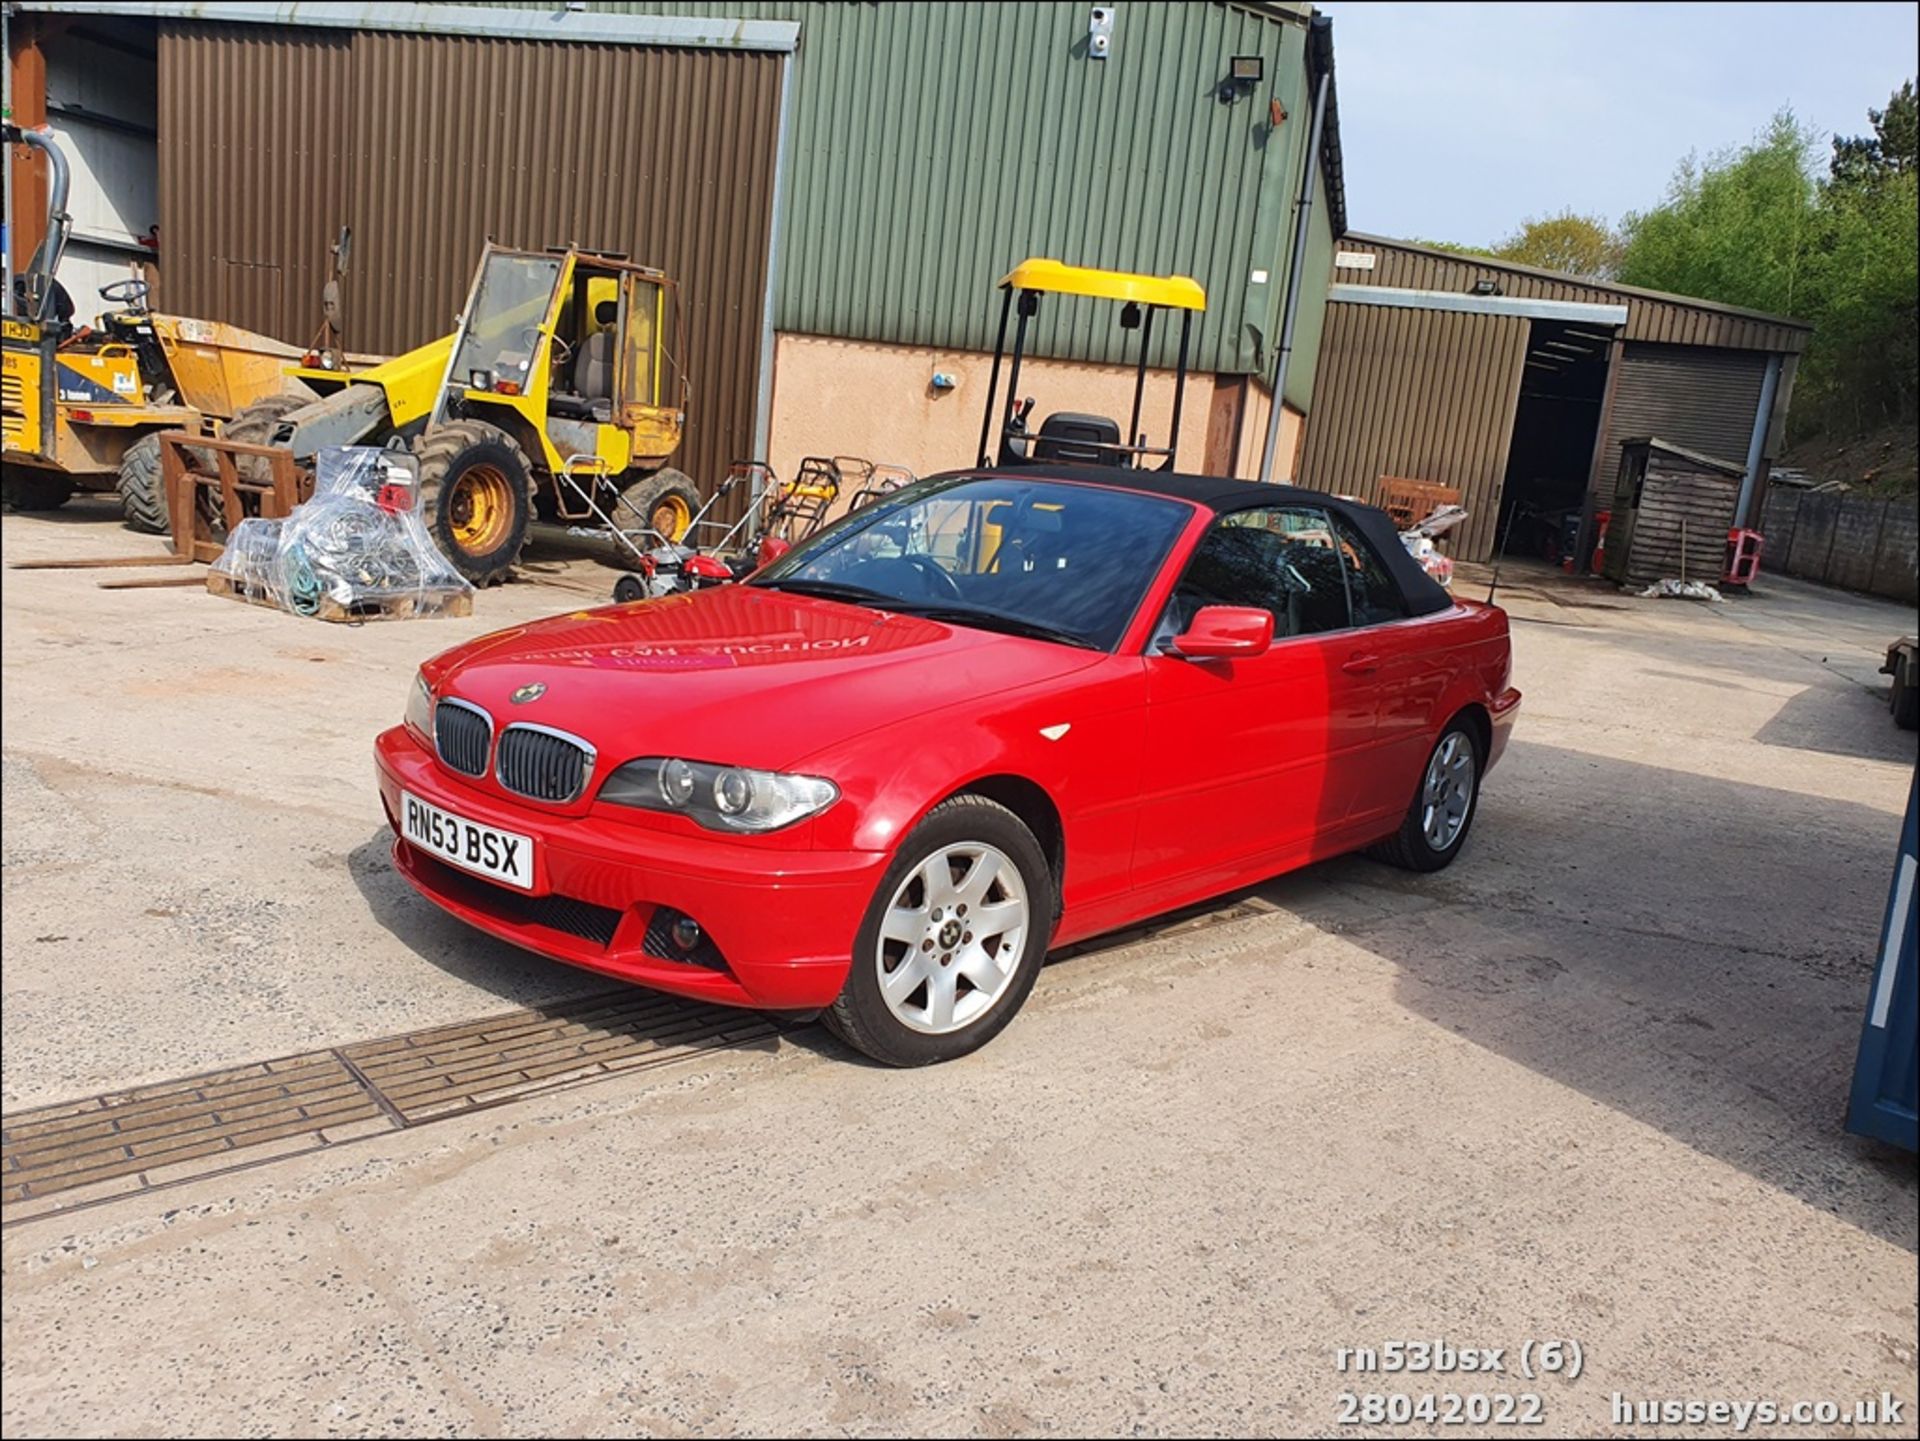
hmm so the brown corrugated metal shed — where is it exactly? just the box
[157,20,783,495]
[1331,234,1811,355]
[1299,235,1811,562]
[1294,301,1528,561]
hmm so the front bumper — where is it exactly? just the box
[374,726,886,1010]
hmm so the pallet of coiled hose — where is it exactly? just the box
[204,447,475,623]
[205,567,472,622]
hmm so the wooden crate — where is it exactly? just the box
[1377,476,1462,530]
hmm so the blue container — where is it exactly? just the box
[1847,771,1918,1151]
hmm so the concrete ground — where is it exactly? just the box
[2,498,1916,1437]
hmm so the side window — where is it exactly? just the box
[621,277,660,409]
[1165,507,1352,641]
[1327,513,1410,627]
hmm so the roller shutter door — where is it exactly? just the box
[1595,344,1768,505]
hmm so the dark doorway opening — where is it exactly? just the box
[1496,320,1612,565]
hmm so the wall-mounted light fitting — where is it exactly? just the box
[1218,54,1263,102]
[1471,278,1503,297]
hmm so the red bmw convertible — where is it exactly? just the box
[375,466,1520,1065]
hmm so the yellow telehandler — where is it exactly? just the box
[213,242,699,585]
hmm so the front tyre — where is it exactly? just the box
[1371,720,1481,873]
[826,795,1053,1066]
[416,419,535,586]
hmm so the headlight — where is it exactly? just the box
[600,757,838,833]
[404,671,434,740]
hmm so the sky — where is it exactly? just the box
[1319,1,1920,245]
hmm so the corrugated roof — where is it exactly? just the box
[1338,233,1811,351]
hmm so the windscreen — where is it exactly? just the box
[752,475,1192,651]
[449,253,563,391]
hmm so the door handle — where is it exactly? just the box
[1342,653,1380,675]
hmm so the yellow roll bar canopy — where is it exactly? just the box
[998,258,1207,313]
[980,257,1207,472]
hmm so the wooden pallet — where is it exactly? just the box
[1378,475,1463,530]
[206,569,472,623]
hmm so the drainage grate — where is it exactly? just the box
[1,889,1277,1227]
[337,990,774,1124]
[2,990,779,1226]
[1,1053,384,1218]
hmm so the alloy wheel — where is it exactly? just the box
[1421,732,1476,852]
[874,841,1030,1035]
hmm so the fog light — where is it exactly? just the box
[670,916,703,952]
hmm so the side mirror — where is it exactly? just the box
[1170,605,1273,660]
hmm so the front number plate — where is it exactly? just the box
[402,790,535,891]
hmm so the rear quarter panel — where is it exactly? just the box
[1372,600,1514,816]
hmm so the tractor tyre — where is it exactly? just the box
[613,468,700,545]
[116,433,183,534]
[416,420,535,586]
[218,393,310,537]
[1,472,75,512]
[225,392,306,438]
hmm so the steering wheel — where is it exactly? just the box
[543,330,573,368]
[99,278,150,312]
[900,553,964,601]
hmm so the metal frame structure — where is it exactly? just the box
[976,259,1207,473]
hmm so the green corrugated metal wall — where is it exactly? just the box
[468,1,1327,394]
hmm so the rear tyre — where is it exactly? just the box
[116,433,172,533]
[825,794,1054,1067]
[613,468,700,545]
[216,393,309,538]
[1,472,75,512]
[1370,719,1482,873]
[224,392,306,453]
[416,419,535,586]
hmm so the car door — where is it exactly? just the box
[1322,509,1452,825]
[1133,505,1372,900]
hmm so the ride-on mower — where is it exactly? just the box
[190,243,699,585]
[976,257,1206,471]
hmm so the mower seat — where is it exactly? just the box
[550,330,615,422]
[1032,411,1121,465]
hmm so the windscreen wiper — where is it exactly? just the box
[751,578,898,607]
[897,605,1097,650]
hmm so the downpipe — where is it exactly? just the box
[1256,23,1332,484]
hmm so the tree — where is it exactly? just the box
[1492,211,1622,279]
[1408,237,1496,259]
[1831,79,1916,187]
[1617,92,1919,439]
[1616,110,1821,316]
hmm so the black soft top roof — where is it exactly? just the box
[941,463,1456,619]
